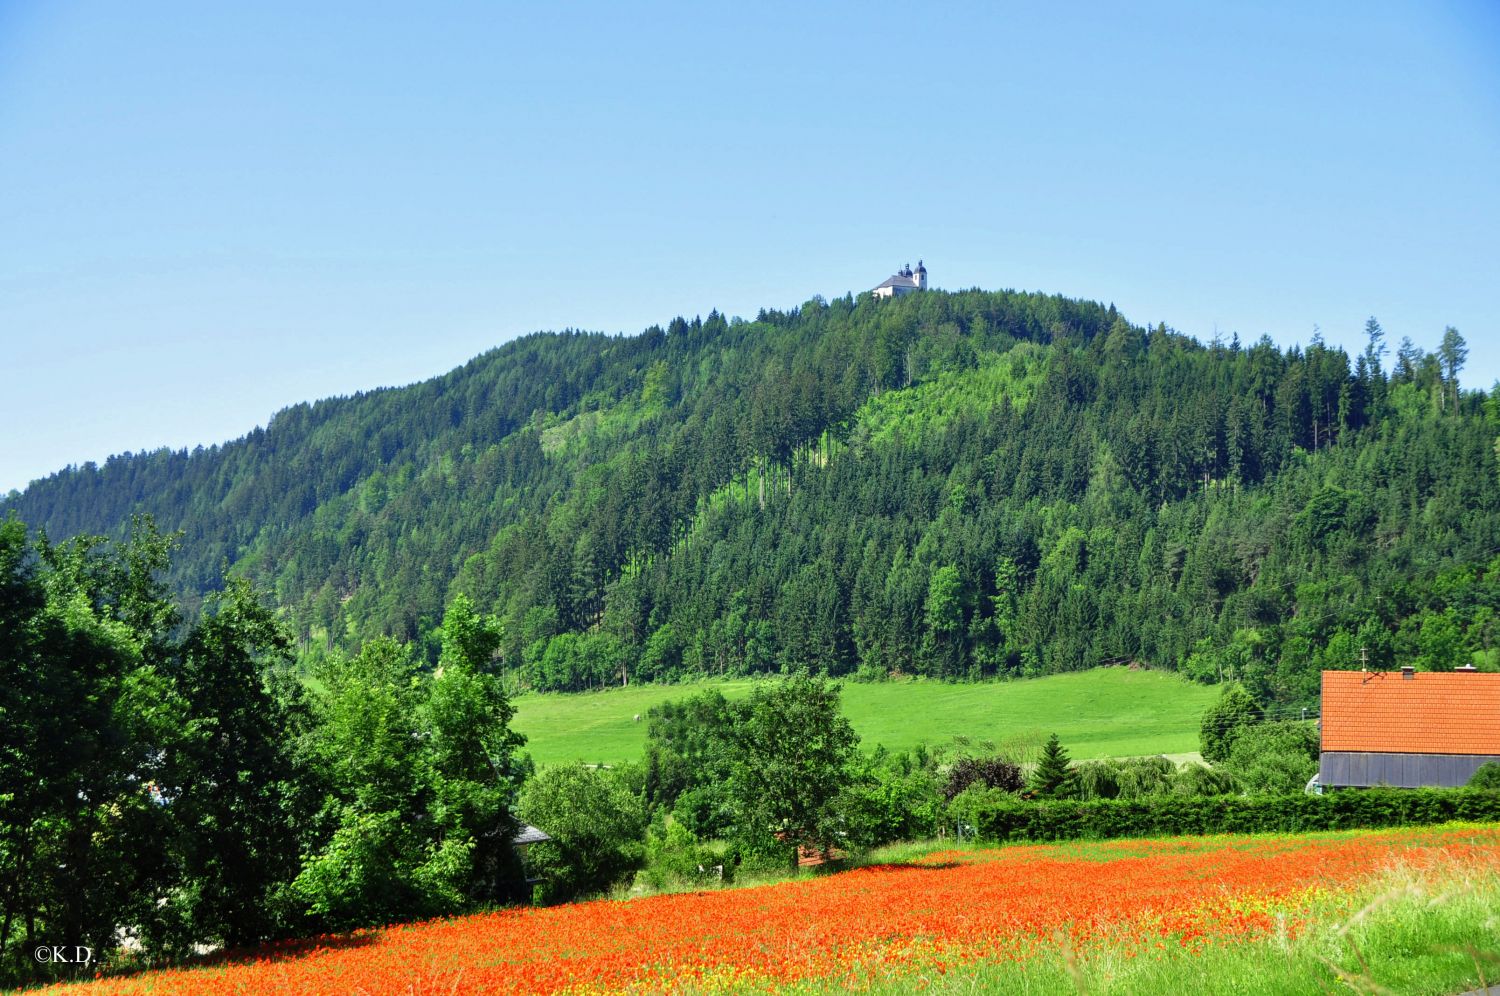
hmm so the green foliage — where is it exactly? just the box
[0,518,521,983]
[638,820,728,891]
[729,676,861,855]
[839,747,946,846]
[1074,756,1239,801]
[638,677,870,859]
[0,517,182,983]
[1170,763,1240,797]
[942,755,1024,800]
[517,764,646,903]
[1029,733,1078,799]
[1220,721,1319,795]
[292,611,530,928]
[1469,762,1500,790]
[295,641,441,927]
[421,596,529,903]
[1199,683,1263,763]
[965,789,1500,843]
[166,576,307,950]
[7,294,1493,709]
[642,688,743,844]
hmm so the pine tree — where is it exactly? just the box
[1439,326,1468,411]
[1030,733,1078,798]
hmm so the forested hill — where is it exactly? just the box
[6,290,1497,708]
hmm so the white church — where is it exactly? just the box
[871,260,927,299]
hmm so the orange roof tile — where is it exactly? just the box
[1321,670,1500,755]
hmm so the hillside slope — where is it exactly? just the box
[6,289,1497,706]
[511,669,1218,767]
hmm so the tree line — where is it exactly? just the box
[4,292,1495,710]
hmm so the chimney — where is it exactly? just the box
[1400,665,1414,680]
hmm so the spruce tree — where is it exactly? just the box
[1030,733,1078,799]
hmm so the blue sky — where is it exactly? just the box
[2,1,1497,494]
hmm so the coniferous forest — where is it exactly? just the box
[5,288,1497,712]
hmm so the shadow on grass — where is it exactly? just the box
[198,931,380,967]
[86,930,381,985]
[821,860,963,875]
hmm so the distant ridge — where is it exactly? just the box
[5,289,1493,709]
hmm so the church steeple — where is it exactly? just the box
[871,257,930,299]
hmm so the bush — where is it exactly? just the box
[1221,722,1319,795]
[841,748,946,846]
[1075,756,1184,801]
[1170,763,1239,797]
[1469,762,1500,790]
[638,820,729,891]
[671,781,736,840]
[943,755,1024,800]
[517,764,646,903]
[1199,683,1263,763]
[1075,761,1120,800]
[963,788,1500,843]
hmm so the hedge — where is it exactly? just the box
[968,789,1500,842]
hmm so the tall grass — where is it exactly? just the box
[782,852,1500,995]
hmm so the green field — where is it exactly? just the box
[511,667,1218,766]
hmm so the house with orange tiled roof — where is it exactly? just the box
[1319,667,1500,788]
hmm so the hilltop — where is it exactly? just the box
[5,289,1496,707]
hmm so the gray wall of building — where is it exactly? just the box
[1320,751,1499,788]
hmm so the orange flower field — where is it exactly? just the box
[33,826,1500,995]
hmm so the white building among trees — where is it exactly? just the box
[872,260,927,299]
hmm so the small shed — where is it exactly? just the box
[511,823,551,857]
[511,823,552,889]
[1319,668,1500,788]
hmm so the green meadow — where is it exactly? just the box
[511,667,1218,766]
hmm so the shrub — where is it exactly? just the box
[841,748,946,847]
[1170,763,1239,797]
[1469,762,1500,790]
[1221,721,1319,794]
[964,788,1500,843]
[1114,756,1177,798]
[671,782,736,840]
[943,756,1024,800]
[1199,683,1263,763]
[1075,761,1120,800]
[639,820,728,890]
[518,764,646,903]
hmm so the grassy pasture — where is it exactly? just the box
[511,667,1218,766]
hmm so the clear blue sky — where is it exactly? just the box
[3,1,1497,494]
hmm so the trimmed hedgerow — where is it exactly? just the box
[967,789,1500,842]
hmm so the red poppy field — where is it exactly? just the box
[31,825,1500,995]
